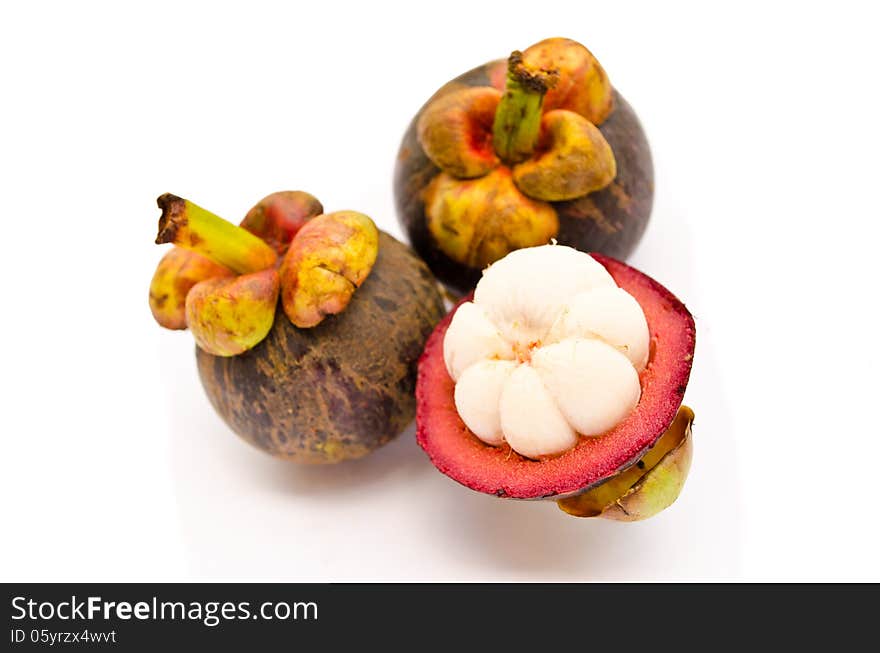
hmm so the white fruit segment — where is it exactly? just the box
[499,364,577,459]
[473,245,616,352]
[454,360,518,445]
[443,302,514,381]
[546,287,650,371]
[445,244,651,459]
[531,338,641,437]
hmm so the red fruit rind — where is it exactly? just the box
[415,254,695,499]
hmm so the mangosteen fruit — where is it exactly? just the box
[149,191,445,463]
[416,244,695,520]
[394,37,654,294]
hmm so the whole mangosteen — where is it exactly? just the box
[149,191,445,463]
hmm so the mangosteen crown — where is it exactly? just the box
[414,37,618,270]
[149,192,379,356]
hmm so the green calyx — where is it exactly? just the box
[155,193,277,275]
[557,406,695,521]
[491,51,558,165]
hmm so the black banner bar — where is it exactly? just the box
[3,583,876,649]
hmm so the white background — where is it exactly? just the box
[1,1,878,581]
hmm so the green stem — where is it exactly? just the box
[492,51,558,165]
[155,193,277,274]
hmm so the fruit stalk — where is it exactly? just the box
[492,51,557,164]
[155,193,277,274]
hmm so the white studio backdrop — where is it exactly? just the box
[1,0,877,581]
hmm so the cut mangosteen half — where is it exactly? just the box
[416,253,695,502]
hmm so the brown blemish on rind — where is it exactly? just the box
[196,232,445,463]
[555,194,619,235]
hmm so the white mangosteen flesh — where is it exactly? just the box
[442,244,650,459]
